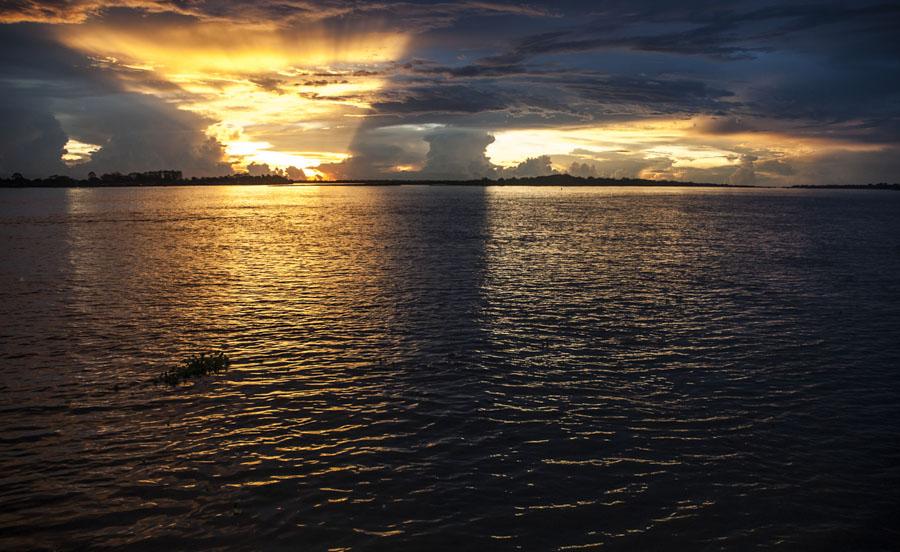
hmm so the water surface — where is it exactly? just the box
[1,185,899,550]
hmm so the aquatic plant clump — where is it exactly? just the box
[157,351,230,386]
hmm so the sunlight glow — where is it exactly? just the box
[61,139,102,166]
[59,22,408,75]
[487,122,697,166]
[224,140,348,171]
[56,19,409,174]
[488,118,886,182]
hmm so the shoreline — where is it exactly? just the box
[1,181,898,190]
[1,181,755,189]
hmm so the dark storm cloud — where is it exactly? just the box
[0,1,554,25]
[471,1,900,63]
[0,96,68,177]
[0,25,97,176]
[59,93,231,177]
[331,0,898,181]
[743,60,900,143]
[2,0,900,181]
[0,23,230,177]
[387,0,900,142]
[321,125,559,180]
[560,75,734,114]
[318,122,431,180]
[366,71,736,134]
[420,128,496,179]
[372,84,512,115]
[789,146,900,185]
[418,129,559,180]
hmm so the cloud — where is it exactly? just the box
[246,162,275,176]
[56,15,410,75]
[562,75,734,116]
[372,84,513,116]
[695,116,756,135]
[61,93,231,177]
[0,29,88,176]
[469,2,900,63]
[389,0,900,145]
[420,129,496,179]
[498,155,555,178]
[0,99,68,177]
[322,126,560,180]
[0,1,188,24]
[2,1,899,183]
[566,161,598,178]
[744,61,900,143]
[787,146,900,185]
[285,165,307,180]
[554,149,676,180]
[319,123,431,179]
[727,154,757,186]
[756,158,794,177]
[381,71,734,124]
[1,1,553,27]
[0,24,231,177]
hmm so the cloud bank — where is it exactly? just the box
[0,0,898,183]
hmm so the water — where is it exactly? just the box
[1,185,899,550]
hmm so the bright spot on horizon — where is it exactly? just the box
[223,140,347,173]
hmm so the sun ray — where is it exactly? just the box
[56,18,409,176]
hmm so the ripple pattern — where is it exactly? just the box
[1,185,899,550]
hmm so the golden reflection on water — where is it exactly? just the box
[2,185,900,549]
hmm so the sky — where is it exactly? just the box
[0,1,898,184]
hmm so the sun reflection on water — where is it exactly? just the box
[1,186,900,549]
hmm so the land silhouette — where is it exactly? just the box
[1,170,897,189]
[0,170,292,187]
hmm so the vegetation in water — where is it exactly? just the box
[156,351,230,386]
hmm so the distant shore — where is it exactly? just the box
[1,171,897,190]
[788,183,900,190]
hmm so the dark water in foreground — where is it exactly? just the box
[1,185,899,550]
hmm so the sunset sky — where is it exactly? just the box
[1,1,898,184]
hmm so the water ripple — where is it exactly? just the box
[1,185,899,550]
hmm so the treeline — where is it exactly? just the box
[498,174,734,186]
[0,170,292,187]
[3,170,897,189]
[328,174,740,187]
[790,183,899,190]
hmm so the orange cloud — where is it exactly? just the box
[47,13,409,174]
[0,1,192,24]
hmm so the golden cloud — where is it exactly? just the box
[50,15,409,174]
